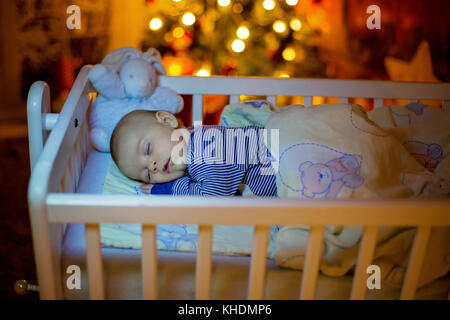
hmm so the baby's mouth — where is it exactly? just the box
[163,158,171,173]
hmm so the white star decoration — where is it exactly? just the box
[384,40,439,83]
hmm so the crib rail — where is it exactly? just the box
[28,67,450,300]
[159,76,450,109]
[46,194,450,300]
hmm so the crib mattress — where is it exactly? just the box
[60,149,450,299]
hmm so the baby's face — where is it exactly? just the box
[116,112,188,183]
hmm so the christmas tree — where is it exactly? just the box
[142,0,326,78]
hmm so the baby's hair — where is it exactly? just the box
[110,110,184,165]
[110,110,158,164]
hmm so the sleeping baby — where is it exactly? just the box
[110,110,278,196]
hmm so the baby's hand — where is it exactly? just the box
[139,183,154,194]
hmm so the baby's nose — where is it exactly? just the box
[149,160,157,172]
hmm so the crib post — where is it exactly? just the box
[28,161,64,299]
[27,81,51,171]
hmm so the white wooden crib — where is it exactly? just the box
[27,65,450,300]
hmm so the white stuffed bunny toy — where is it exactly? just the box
[88,46,183,152]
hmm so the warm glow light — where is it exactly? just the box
[286,0,298,6]
[282,47,296,61]
[172,0,182,2]
[231,39,245,53]
[274,70,290,78]
[196,69,210,77]
[168,62,183,76]
[290,18,302,31]
[173,26,185,38]
[182,12,196,26]
[263,0,275,10]
[236,26,250,39]
[217,0,230,7]
[233,3,243,13]
[273,20,287,33]
[149,18,163,31]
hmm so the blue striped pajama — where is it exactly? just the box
[150,126,278,197]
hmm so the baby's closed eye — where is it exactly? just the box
[141,168,151,183]
[144,141,151,156]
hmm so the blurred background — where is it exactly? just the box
[0,0,449,299]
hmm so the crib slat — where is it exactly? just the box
[63,155,74,193]
[193,94,203,125]
[299,225,324,300]
[350,226,378,300]
[374,98,384,109]
[142,225,158,300]
[443,100,449,111]
[248,225,269,300]
[339,97,349,104]
[85,224,105,300]
[73,139,81,190]
[229,95,240,105]
[303,96,313,107]
[71,147,78,191]
[400,226,431,300]
[196,225,213,299]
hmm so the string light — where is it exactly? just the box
[274,70,290,78]
[196,69,210,77]
[263,0,275,10]
[231,39,245,53]
[286,0,298,6]
[236,26,250,39]
[173,26,185,38]
[149,18,163,31]
[168,62,183,76]
[182,12,196,26]
[273,20,287,33]
[233,3,243,13]
[282,47,296,61]
[217,0,231,7]
[290,18,302,31]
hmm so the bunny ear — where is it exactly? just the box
[101,47,141,71]
[142,48,167,75]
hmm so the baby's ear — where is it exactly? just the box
[155,111,178,128]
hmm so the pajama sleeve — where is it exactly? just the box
[150,180,177,195]
[166,163,246,196]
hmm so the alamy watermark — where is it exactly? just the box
[66,5,81,30]
[64,263,381,291]
[66,264,81,290]
[169,124,280,175]
[367,5,381,30]
[366,264,381,290]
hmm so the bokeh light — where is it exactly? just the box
[273,20,287,33]
[231,39,246,53]
[182,12,196,26]
[149,18,163,31]
[290,18,302,31]
[263,0,276,11]
[236,26,250,39]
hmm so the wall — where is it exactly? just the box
[106,0,149,53]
